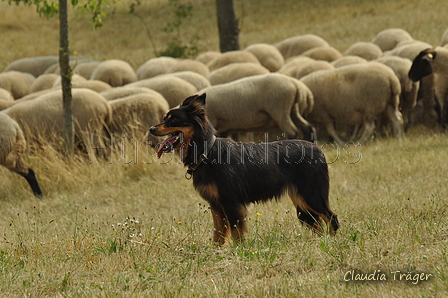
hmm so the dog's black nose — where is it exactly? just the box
[149,126,156,134]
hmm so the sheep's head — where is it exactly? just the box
[408,48,437,82]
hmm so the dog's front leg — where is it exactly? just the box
[227,204,249,243]
[210,204,229,244]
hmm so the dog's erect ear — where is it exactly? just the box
[181,93,206,111]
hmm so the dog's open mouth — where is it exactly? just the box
[157,132,183,158]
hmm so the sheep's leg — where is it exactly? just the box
[18,168,43,199]
[386,104,404,138]
[358,120,376,144]
[325,122,345,146]
[291,104,316,142]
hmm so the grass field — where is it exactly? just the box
[1,0,448,297]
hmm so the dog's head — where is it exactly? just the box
[149,93,209,159]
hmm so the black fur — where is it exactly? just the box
[150,93,339,243]
[18,168,43,198]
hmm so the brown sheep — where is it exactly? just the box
[0,112,42,197]
[300,62,403,145]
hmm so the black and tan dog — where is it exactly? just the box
[149,94,339,244]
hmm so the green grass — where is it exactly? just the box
[1,0,448,296]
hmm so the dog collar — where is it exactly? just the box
[185,135,216,180]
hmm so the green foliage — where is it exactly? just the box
[159,0,200,58]
[4,0,122,28]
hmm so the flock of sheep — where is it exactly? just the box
[1,27,448,196]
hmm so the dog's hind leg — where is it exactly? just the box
[288,187,339,235]
[210,204,229,245]
[222,203,248,243]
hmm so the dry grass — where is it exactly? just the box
[1,0,448,297]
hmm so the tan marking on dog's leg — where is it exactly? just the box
[288,187,334,235]
[210,206,229,244]
[196,184,220,202]
[230,204,248,243]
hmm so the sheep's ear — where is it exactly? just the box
[181,93,206,107]
[409,48,436,81]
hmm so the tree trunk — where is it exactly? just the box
[59,0,74,157]
[215,0,240,52]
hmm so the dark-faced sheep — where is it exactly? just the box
[4,88,112,156]
[0,112,42,198]
[409,47,448,128]
[198,73,315,141]
[300,62,404,145]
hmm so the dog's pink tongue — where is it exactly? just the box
[157,135,178,159]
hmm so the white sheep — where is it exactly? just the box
[274,34,329,60]
[73,61,101,79]
[244,43,285,72]
[300,46,342,62]
[52,74,112,93]
[331,55,367,68]
[408,47,448,128]
[207,62,269,85]
[206,50,261,71]
[0,87,13,101]
[4,88,112,155]
[100,86,165,101]
[127,76,197,108]
[294,60,335,79]
[90,59,138,87]
[194,51,221,65]
[277,56,315,77]
[157,71,211,91]
[29,73,59,93]
[3,56,59,77]
[371,28,413,52]
[376,56,419,130]
[108,93,169,144]
[136,56,178,80]
[166,59,210,77]
[0,112,43,197]
[198,73,315,141]
[442,28,448,46]
[300,62,403,145]
[0,71,35,99]
[343,41,383,61]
